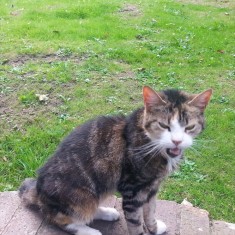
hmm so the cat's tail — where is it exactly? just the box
[18,178,41,210]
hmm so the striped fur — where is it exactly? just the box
[19,86,212,235]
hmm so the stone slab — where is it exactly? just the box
[1,191,234,235]
[37,222,68,235]
[180,205,210,235]
[211,220,235,235]
[156,200,181,235]
[1,202,43,235]
[0,191,21,234]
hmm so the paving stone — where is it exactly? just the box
[156,200,181,235]
[180,205,210,235]
[211,220,235,235]
[0,191,21,234]
[37,222,68,235]
[1,202,43,235]
[1,191,234,235]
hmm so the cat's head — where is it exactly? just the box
[142,86,212,159]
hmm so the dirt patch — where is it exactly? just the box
[2,54,84,67]
[0,95,15,126]
[0,81,76,134]
[0,54,137,134]
[116,71,135,80]
[118,4,141,17]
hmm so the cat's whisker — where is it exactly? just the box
[162,150,169,159]
[144,151,159,167]
[132,143,164,163]
[132,141,162,156]
[133,142,161,152]
[143,145,163,157]
[144,155,155,167]
[143,146,166,167]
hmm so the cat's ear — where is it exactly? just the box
[188,89,212,112]
[143,86,166,110]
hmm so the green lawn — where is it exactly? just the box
[0,0,234,222]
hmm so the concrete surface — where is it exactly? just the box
[0,191,234,235]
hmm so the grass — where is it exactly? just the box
[0,0,235,222]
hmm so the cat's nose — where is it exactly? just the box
[172,140,182,146]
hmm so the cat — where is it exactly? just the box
[19,86,212,235]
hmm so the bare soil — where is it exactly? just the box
[0,82,74,134]
[0,54,84,134]
[118,4,141,17]
[3,54,83,67]
[0,54,136,134]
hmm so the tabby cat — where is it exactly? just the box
[19,86,212,235]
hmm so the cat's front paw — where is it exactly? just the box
[146,220,167,235]
[94,207,120,221]
[156,220,167,235]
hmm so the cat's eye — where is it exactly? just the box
[185,124,195,131]
[159,122,170,131]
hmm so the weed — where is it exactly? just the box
[171,159,208,183]
[56,47,73,57]
[218,96,230,104]
[18,91,37,105]
[226,70,235,80]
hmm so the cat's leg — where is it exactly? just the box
[143,196,167,235]
[94,206,120,221]
[122,196,145,235]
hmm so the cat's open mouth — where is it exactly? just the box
[166,148,182,158]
